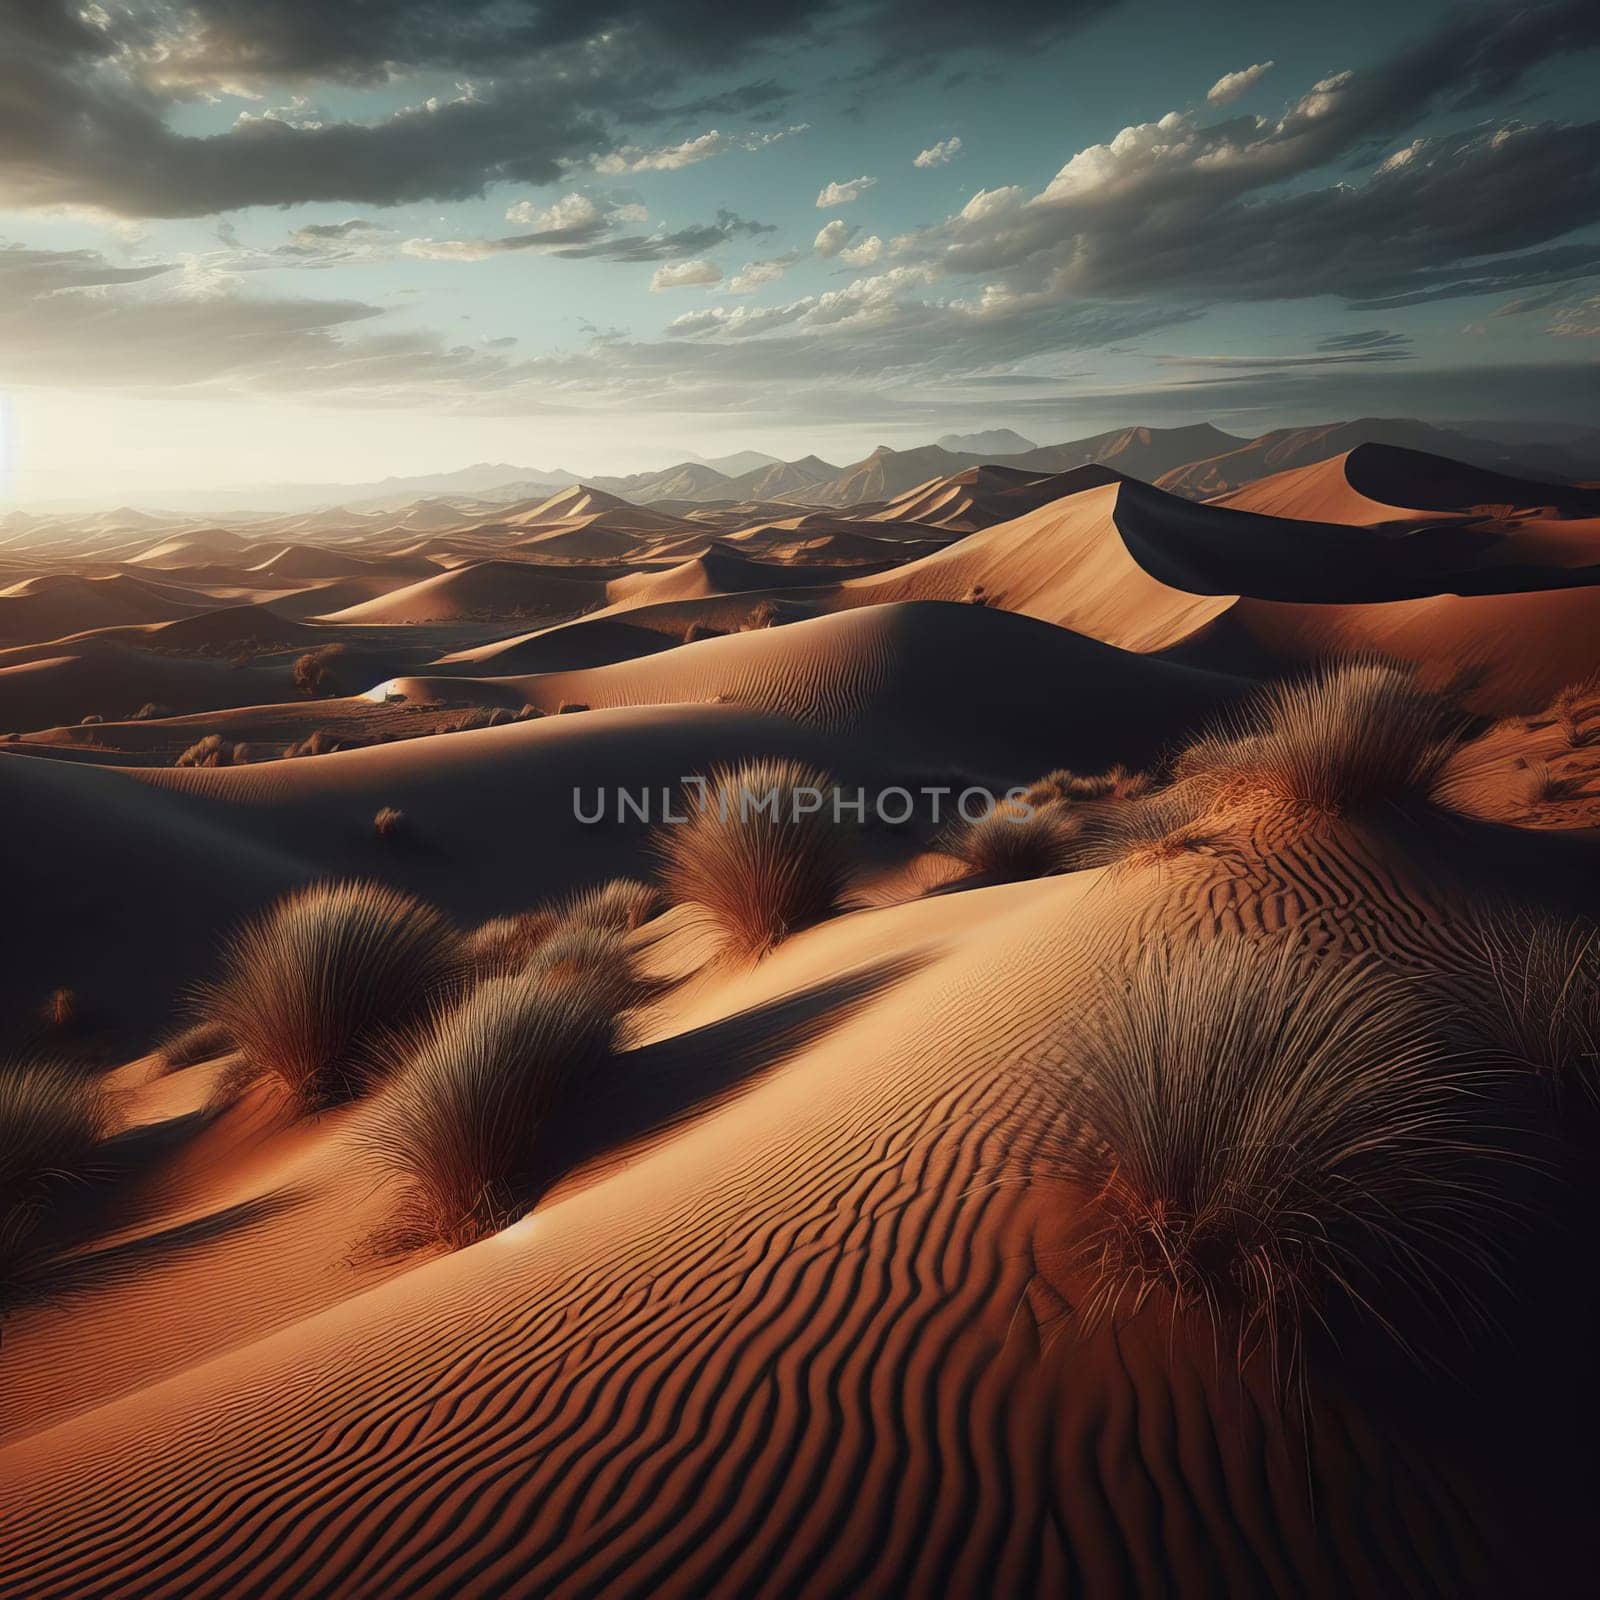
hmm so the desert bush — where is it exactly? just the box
[207,881,467,1112]
[130,702,174,721]
[1172,658,1460,818]
[283,729,366,759]
[561,877,663,932]
[742,599,784,631]
[556,701,588,715]
[176,733,232,768]
[466,910,560,977]
[1024,765,1152,807]
[293,644,346,698]
[1460,906,1599,1100]
[373,806,407,841]
[156,1019,235,1072]
[683,621,726,643]
[961,583,990,606]
[1036,936,1515,1379]
[79,714,103,726]
[656,758,852,959]
[1072,790,1219,871]
[1,1059,107,1302]
[232,742,254,764]
[940,799,1082,882]
[39,989,76,1031]
[362,959,630,1249]
[515,704,545,721]
[1552,676,1599,748]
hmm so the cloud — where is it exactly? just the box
[899,5,1600,314]
[1206,61,1274,105]
[726,253,801,293]
[913,137,963,169]
[0,2,1115,218]
[595,124,807,174]
[402,207,771,264]
[651,259,722,290]
[840,235,885,266]
[813,219,859,257]
[1546,295,1600,337]
[817,176,877,207]
[291,218,382,240]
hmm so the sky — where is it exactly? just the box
[0,0,1597,503]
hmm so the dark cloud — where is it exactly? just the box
[0,0,1129,217]
[402,208,772,263]
[1316,329,1411,353]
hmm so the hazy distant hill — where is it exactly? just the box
[1155,418,1600,499]
[936,428,1038,455]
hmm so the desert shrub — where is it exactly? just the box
[176,734,232,768]
[1035,936,1515,1379]
[515,704,545,721]
[683,621,725,643]
[656,758,852,959]
[962,583,990,606]
[742,599,784,631]
[561,877,663,932]
[283,729,366,759]
[156,1020,235,1072]
[466,910,560,977]
[556,701,588,715]
[362,958,630,1249]
[1024,765,1151,807]
[79,714,103,726]
[1,1059,107,1302]
[293,644,346,698]
[1460,906,1600,1101]
[39,989,76,1031]
[373,806,407,841]
[232,742,254,764]
[1552,676,1599,748]
[130,702,174,721]
[1172,658,1461,818]
[207,881,467,1113]
[940,799,1082,882]
[1072,790,1219,871]
[524,923,645,1013]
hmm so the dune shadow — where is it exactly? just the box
[19,1188,300,1308]
[528,950,930,1194]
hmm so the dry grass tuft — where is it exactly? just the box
[466,910,560,977]
[1552,676,1600,748]
[373,806,407,841]
[940,800,1082,882]
[1026,765,1151,806]
[1035,936,1516,1382]
[156,1019,235,1073]
[1,1059,108,1303]
[39,988,76,1032]
[1174,658,1461,819]
[655,758,852,959]
[362,959,631,1249]
[176,734,233,768]
[1461,906,1599,1100]
[207,881,467,1113]
[560,877,663,932]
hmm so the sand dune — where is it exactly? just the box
[4,424,1599,1596]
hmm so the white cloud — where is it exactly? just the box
[813,219,858,257]
[597,124,808,175]
[401,236,507,262]
[727,257,792,294]
[816,175,877,207]
[504,193,604,229]
[1206,61,1275,105]
[958,187,1025,222]
[913,137,963,169]
[650,258,722,291]
[839,234,884,267]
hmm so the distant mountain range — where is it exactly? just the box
[12,420,1595,520]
